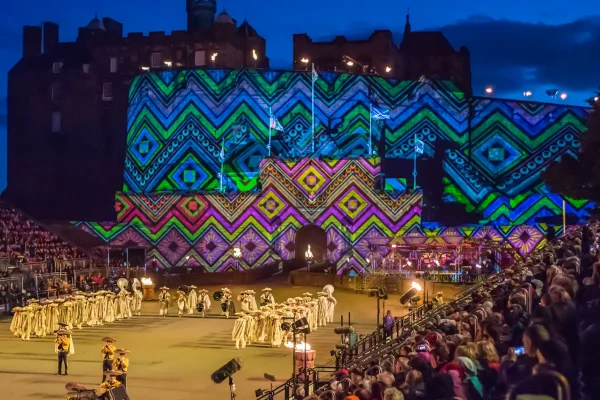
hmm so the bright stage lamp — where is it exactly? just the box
[366,258,370,263]
[400,282,422,305]
[301,58,309,63]
[523,91,532,97]
[406,260,412,267]
[141,66,150,71]
[385,66,392,73]
[141,277,153,285]
[594,96,599,102]
[560,92,568,100]
[164,61,173,67]
[252,50,258,60]
[233,247,242,258]
[391,244,397,248]
[485,87,493,94]
[347,61,354,66]
[476,264,482,269]
[211,53,218,61]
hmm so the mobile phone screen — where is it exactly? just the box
[513,346,525,356]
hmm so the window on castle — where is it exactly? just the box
[52,62,63,73]
[51,82,60,102]
[51,112,61,133]
[151,52,163,68]
[102,82,113,101]
[110,57,118,73]
[194,50,206,67]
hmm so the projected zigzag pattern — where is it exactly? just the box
[78,158,423,271]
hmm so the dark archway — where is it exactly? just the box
[295,224,327,263]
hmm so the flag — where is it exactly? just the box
[312,64,318,83]
[270,115,284,131]
[415,138,425,154]
[371,106,390,120]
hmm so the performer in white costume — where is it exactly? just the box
[131,278,143,316]
[10,306,23,338]
[323,285,337,323]
[20,305,33,341]
[219,288,233,318]
[260,288,275,306]
[231,312,248,349]
[248,290,258,311]
[158,287,171,317]
[197,289,211,317]
[32,300,46,338]
[177,290,187,317]
[317,292,328,327]
[238,291,252,312]
[187,285,198,315]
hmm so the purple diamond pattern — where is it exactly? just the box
[238,227,269,265]
[326,227,350,262]
[156,228,190,266]
[196,228,229,264]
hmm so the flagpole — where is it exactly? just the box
[311,63,315,154]
[220,138,225,192]
[413,134,417,190]
[562,199,566,237]
[369,104,372,156]
[268,106,272,157]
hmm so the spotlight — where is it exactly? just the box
[252,49,258,61]
[407,260,412,267]
[594,96,599,102]
[347,61,354,66]
[560,92,568,100]
[400,282,422,305]
[301,58,309,64]
[485,86,493,94]
[385,66,392,73]
[476,264,482,269]
[523,91,532,97]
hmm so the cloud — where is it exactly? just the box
[440,16,600,93]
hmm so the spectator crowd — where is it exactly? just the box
[306,224,600,400]
[1,203,80,264]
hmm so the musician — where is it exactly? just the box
[197,289,211,317]
[220,288,233,318]
[158,287,171,317]
[54,329,73,375]
[100,337,117,382]
[97,370,122,399]
[177,289,187,317]
[112,349,130,388]
[260,288,275,306]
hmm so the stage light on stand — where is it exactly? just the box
[400,281,422,305]
[233,247,242,272]
[164,60,173,68]
[305,245,314,272]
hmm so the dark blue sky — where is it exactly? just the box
[1,0,599,192]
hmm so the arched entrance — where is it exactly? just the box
[295,224,327,263]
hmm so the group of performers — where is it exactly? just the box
[157,285,213,317]
[9,278,143,341]
[231,285,337,349]
[64,336,131,400]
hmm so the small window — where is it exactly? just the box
[51,82,60,102]
[110,57,118,73]
[82,64,90,73]
[151,52,162,68]
[194,50,206,67]
[52,62,63,73]
[102,82,113,101]
[51,112,61,133]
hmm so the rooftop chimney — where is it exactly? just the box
[43,22,59,53]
